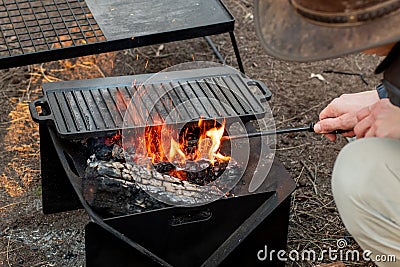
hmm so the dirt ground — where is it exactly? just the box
[0,0,384,266]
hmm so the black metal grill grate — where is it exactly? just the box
[0,0,105,57]
[30,67,271,139]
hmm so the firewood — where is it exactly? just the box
[82,156,231,216]
[83,159,167,216]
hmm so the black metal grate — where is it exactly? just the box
[30,67,271,139]
[0,0,105,57]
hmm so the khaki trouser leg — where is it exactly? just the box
[332,138,400,267]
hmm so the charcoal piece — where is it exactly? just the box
[186,159,229,185]
[111,145,126,161]
[154,161,175,173]
[95,146,113,160]
[153,159,230,186]
[85,138,114,161]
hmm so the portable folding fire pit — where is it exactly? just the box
[30,66,296,266]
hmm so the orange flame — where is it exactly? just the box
[169,138,187,164]
[205,125,231,163]
[168,119,230,166]
[143,119,230,167]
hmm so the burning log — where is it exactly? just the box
[82,150,237,216]
[130,160,228,206]
[83,159,168,216]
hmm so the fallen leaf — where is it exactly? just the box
[156,44,164,57]
[310,73,326,82]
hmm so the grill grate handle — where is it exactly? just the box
[29,98,53,123]
[246,79,272,103]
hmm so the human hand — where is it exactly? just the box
[314,90,379,141]
[354,99,400,139]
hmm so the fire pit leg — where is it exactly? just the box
[40,124,82,214]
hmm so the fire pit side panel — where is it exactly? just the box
[85,193,291,267]
[221,198,291,267]
[40,124,82,214]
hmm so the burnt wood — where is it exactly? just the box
[82,159,168,216]
[82,157,235,215]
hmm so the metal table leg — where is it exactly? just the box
[229,31,245,74]
[204,32,245,74]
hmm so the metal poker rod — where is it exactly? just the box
[221,123,344,142]
[186,123,345,146]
